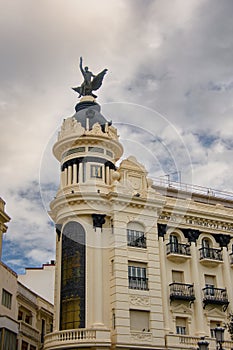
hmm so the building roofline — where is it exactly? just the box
[0,260,17,277]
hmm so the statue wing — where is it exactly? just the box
[72,86,82,94]
[92,69,108,91]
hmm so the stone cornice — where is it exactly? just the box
[158,211,233,235]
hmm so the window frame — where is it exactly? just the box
[1,289,12,309]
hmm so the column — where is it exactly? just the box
[222,246,233,306]
[73,163,77,184]
[106,166,110,185]
[67,165,72,186]
[93,227,104,327]
[79,163,83,183]
[190,242,205,336]
[64,167,68,186]
[158,235,170,331]
[60,170,65,188]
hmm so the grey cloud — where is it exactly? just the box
[1,0,233,272]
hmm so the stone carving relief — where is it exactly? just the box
[131,332,152,342]
[159,212,233,234]
[85,122,104,136]
[130,295,150,306]
[58,118,85,140]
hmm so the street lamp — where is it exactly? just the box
[197,337,209,350]
[214,326,225,350]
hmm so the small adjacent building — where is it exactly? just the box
[0,198,54,350]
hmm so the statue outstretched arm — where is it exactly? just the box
[79,56,84,76]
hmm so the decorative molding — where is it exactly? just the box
[170,303,193,316]
[131,332,152,342]
[130,295,150,307]
[92,214,106,229]
[55,224,62,241]
[157,223,167,238]
[159,213,233,234]
[59,118,85,140]
[213,233,231,248]
[182,229,200,243]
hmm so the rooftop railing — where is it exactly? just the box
[152,177,233,202]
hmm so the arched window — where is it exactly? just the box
[127,222,146,248]
[201,238,211,259]
[60,222,86,330]
[170,234,179,253]
[202,238,210,249]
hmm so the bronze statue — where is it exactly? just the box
[72,57,108,98]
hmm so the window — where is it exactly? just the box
[170,234,179,252]
[30,346,36,350]
[41,319,45,343]
[176,317,187,335]
[22,340,28,350]
[210,321,221,338]
[111,259,114,275]
[112,309,116,329]
[128,264,148,290]
[25,313,32,325]
[88,147,104,153]
[106,150,113,157]
[61,297,81,330]
[90,164,102,178]
[202,238,210,249]
[0,329,17,350]
[1,289,12,309]
[130,310,150,332]
[60,222,86,330]
[62,147,85,159]
[18,310,23,320]
[205,275,216,296]
[127,229,146,248]
[172,270,184,283]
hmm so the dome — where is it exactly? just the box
[73,100,111,131]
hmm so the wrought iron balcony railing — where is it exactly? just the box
[169,283,195,302]
[128,276,149,291]
[203,287,229,310]
[199,247,223,261]
[166,243,191,256]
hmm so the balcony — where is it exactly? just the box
[44,328,111,350]
[19,320,40,342]
[169,283,195,302]
[166,243,191,263]
[203,287,229,310]
[165,334,233,350]
[129,276,149,291]
[199,247,223,267]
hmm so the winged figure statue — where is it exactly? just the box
[72,57,108,98]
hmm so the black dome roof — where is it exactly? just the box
[73,101,111,130]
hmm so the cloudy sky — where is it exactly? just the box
[1,0,233,274]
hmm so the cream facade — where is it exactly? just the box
[45,95,233,350]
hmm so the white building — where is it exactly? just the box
[44,92,233,350]
[18,261,55,304]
